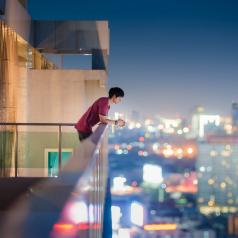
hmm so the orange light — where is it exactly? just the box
[163,148,174,157]
[53,222,101,232]
[53,223,75,233]
[54,224,74,230]
[144,224,177,231]
[127,145,132,150]
[187,147,193,154]
[114,144,120,150]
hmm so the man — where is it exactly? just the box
[75,87,125,141]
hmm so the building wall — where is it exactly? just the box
[0,20,21,176]
[4,0,31,41]
[27,69,107,123]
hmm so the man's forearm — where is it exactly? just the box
[102,118,117,125]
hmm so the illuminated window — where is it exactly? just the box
[130,202,144,226]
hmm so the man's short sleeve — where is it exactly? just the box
[98,98,109,116]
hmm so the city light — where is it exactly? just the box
[114,112,124,120]
[158,124,164,130]
[152,143,159,152]
[130,202,144,226]
[143,164,163,185]
[127,144,132,150]
[89,204,94,223]
[147,125,156,132]
[220,182,227,189]
[199,166,205,172]
[113,177,127,191]
[183,127,189,133]
[187,147,193,154]
[118,228,130,238]
[114,144,120,150]
[177,129,183,135]
[128,122,135,130]
[208,179,215,185]
[144,224,177,231]
[116,149,123,155]
[176,148,183,158]
[210,150,217,157]
[224,124,233,134]
[112,176,142,195]
[53,223,75,233]
[152,143,196,159]
[145,119,152,125]
[111,206,122,230]
[163,147,174,157]
[67,201,88,223]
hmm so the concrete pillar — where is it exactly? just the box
[0,21,18,176]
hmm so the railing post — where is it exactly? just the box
[58,125,62,173]
[15,125,18,177]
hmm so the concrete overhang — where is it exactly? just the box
[28,69,108,81]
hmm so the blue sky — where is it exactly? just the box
[28,0,238,117]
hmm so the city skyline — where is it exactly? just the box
[1,1,237,236]
[29,0,238,117]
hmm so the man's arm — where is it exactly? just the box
[99,114,125,127]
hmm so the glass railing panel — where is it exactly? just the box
[0,124,15,177]
[60,125,79,174]
[17,125,59,177]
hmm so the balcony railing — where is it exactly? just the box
[0,123,109,238]
[0,122,76,177]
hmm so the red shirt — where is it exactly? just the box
[75,97,110,133]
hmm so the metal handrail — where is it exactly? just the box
[0,123,75,126]
[0,122,76,177]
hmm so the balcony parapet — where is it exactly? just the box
[0,123,108,238]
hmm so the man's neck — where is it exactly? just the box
[108,97,113,106]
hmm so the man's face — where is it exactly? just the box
[112,96,122,104]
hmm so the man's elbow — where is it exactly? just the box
[100,119,105,124]
[99,117,107,124]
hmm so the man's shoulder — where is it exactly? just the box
[96,97,108,104]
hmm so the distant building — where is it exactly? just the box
[191,110,221,139]
[197,136,238,215]
[187,229,216,238]
[228,214,238,236]
[232,102,238,132]
[111,194,147,238]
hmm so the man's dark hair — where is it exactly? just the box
[109,87,124,98]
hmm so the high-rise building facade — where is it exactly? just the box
[197,136,238,215]
[232,102,238,134]
[0,0,109,177]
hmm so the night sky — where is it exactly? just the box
[28,0,238,118]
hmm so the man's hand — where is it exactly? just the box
[99,114,126,127]
[117,119,126,127]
